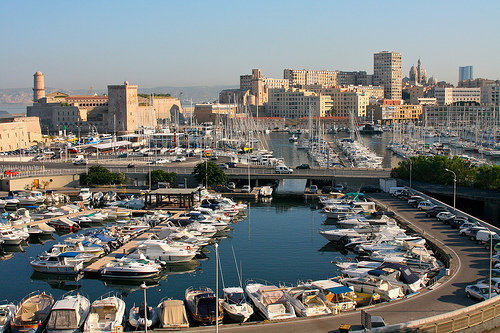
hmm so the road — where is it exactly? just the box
[181,193,490,332]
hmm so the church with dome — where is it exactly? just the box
[409,59,428,85]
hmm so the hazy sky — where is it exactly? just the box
[1,0,499,90]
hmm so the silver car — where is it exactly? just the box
[465,283,498,301]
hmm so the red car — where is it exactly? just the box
[4,170,19,176]
[68,148,80,154]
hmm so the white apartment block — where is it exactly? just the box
[284,69,338,86]
[263,77,290,89]
[267,88,333,118]
[306,85,371,118]
[373,51,402,100]
[434,87,481,105]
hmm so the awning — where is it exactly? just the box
[327,286,353,294]
[58,252,80,257]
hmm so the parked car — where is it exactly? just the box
[118,153,128,158]
[465,283,498,301]
[425,206,448,217]
[68,148,80,154]
[213,185,233,193]
[321,186,336,194]
[175,156,186,162]
[296,164,310,169]
[436,211,455,222]
[470,227,490,241]
[218,163,229,169]
[417,200,436,211]
[241,185,251,193]
[477,278,500,294]
[370,316,386,328]
[3,170,19,176]
[227,182,236,190]
[360,185,382,193]
[408,195,425,207]
[155,158,169,164]
[127,163,135,168]
[449,216,470,229]
[309,185,318,194]
[226,162,237,168]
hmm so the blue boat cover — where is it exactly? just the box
[94,233,115,242]
[82,240,103,248]
[327,286,353,294]
[58,252,80,257]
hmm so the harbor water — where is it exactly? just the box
[0,198,349,309]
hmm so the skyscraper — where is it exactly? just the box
[459,66,474,82]
[373,51,402,100]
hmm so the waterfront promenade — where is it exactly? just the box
[183,193,490,332]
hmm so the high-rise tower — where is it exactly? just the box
[373,51,402,100]
[33,71,45,102]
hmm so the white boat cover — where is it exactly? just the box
[160,300,188,328]
[258,286,285,305]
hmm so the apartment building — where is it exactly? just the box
[373,51,402,100]
[267,88,333,118]
[283,69,338,86]
[434,87,481,105]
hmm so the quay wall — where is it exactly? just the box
[1,174,80,191]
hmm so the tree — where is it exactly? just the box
[193,161,227,187]
[148,170,176,186]
[80,165,126,186]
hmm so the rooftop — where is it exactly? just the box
[148,187,201,195]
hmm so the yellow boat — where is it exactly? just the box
[353,291,381,306]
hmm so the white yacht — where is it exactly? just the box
[245,281,296,321]
[129,239,197,263]
[83,294,125,333]
[78,189,92,202]
[341,275,404,301]
[259,186,273,197]
[101,257,161,280]
[0,227,23,245]
[283,286,332,317]
[221,287,254,323]
[30,252,84,275]
[0,301,16,333]
[47,292,91,333]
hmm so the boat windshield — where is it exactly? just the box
[47,309,78,329]
[225,292,245,305]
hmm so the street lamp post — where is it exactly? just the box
[406,156,413,190]
[215,242,219,333]
[444,168,457,211]
[140,283,149,333]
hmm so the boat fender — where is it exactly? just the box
[187,246,191,250]
[346,257,352,262]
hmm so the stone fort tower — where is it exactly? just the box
[33,71,46,102]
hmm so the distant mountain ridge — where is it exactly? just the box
[0,85,236,107]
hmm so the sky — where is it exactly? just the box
[1,0,499,90]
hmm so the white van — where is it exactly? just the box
[476,230,498,244]
[275,165,293,174]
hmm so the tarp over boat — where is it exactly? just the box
[159,300,188,328]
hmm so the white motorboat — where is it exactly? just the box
[83,294,125,333]
[0,200,6,209]
[101,257,160,280]
[46,292,91,333]
[128,303,159,329]
[0,227,23,245]
[106,209,131,219]
[47,218,79,233]
[308,280,357,312]
[157,299,189,329]
[78,189,92,202]
[10,291,54,333]
[341,275,404,301]
[129,239,197,263]
[27,223,56,237]
[87,212,108,223]
[221,287,253,323]
[11,191,38,206]
[0,301,16,333]
[245,282,296,321]
[184,287,223,325]
[319,229,365,243]
[283,286,332,317]
[259,186,273,197]
[30,191,46,204]
[30,252,84,275]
